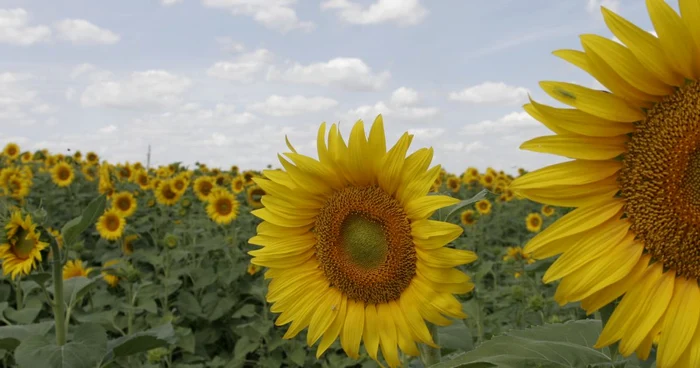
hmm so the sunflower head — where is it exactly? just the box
[155,180,182,206]
[0,212,48,279]
[117,164,133,181]
[206,189,239,225]
[248,116,476,367]
[247,263,259,275]
[193,176,215,201]
[172,175,188,193]
[475,199,492,215]
[231,177,244,194]
[242,170,255,185]
[525,213,543,233]
[541,204,555,217]
[51,162,75,187]
[86,151,99,164]
[2,143,20,160]
[460,209,476,226]
[111,192,137,218]
[446,176,461,192]
[245,186,265,209]
[63,260,93,280]
[480,173,495,188]
[163,233,178,248]
[136,171,150,189]
[122,234,138,255]
[96,209,126,241]
[230,165,239,176]
[101,259,121,288]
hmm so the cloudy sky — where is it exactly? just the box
[0,0,659,173]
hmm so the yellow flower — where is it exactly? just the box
[525,213,542,233]
[480,172,495,189]
[460,209,476,226]
[111,191,137,218]
[242,170,255,185]
[193,176,216,201]
[446,176,461,193]
[514,272,522,279]
[135,170,150,190]
[247,263,259,275]
[206,189,239,225]
[248,116,476,367]
[230,165,239,176]
[502,246,522,261]
[63,260,93,279]
[246,186,265,209]
[81,164,98,182]
[20,152,32,163]
[51,162,75,187]
[96,209,126,241]
[0,212,48,279]
[462,167,479,184]
[541,204,555,217]
[101,259,121,287]
[122,234,138,255]
[117,164,133,181]
[154,179,182,206]
[508,2,700,366]
[2,143,20,160]
[231,176,244,194]
[86,151,99,165]
[172,173,189,194]
[475,199,492,215]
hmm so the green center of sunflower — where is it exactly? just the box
[315,186,416,304]
[340,214,388,269]
[12,229,36,259]
[620,81,700,278]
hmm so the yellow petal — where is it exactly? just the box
[602,7,684,86]
[676,312,700,368]
[416,247,477,268]
[405,283,452,326]
[363,304,380,361]
[284,152,344,189]
[378,133,412,197]
[525,97,634,137]
[553,49,590,74]
[405,195,459,221]
[347,120,372,186]
[580,254,651,314]
[540,81,645,122]
[515,175,619,207]
[340,299,364,359]
[282,285,328,339]
[411,220,463,241]
[679,0,700,75]
[306,288,342,345]
[390,301,420,357]
[251,208,315,228]
[377,303,401,368]
[399,165,441,205]
[520,134,627,160]
[579,34,674,96]
[278,155,334,196]
[510,159,622,190]
[398,148,434,200]
[316,294,347,358]
[636,317,664,361]
[399,290,436,347]
[646,0,696,78]
[657,277,700,368]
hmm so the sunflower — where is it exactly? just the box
[242,170,255,185]
[446,176,461,193]
[502,246,522,261]
[475,199,491,215]
[63,260,93,279]
[525,213,543,233]
[231,176,244,194]
[20,152,32,164]
[117,164,133,181]
[5,177,31,200]
[479,172,495,189]
[245,186,265,209]
[248,116,476,367]
[81,164,98,182]
[84,151,98,165]
[51,162,75,187]
[0,212,48,279]
[135,170,150,190]
[2,143,20,160]
[122,234,138,255]
[172,174,189,194]
[101,259,121,287]
[96,209,126,241]
[541,205,555,217]
[193,176,216,201]
[460,209,476,226]
[111,191,137,218]
[247,263,260,275]
[163,233,178,248]
[206,189,239,225]
[462,167,479,184]
[508,2,700,366]
[155,179,182,206]
[230,165,239,176]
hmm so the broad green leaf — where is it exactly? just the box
[61,195,106,246]
[232,304,256,319]
[104,322,176,360]
[438,322,474,352]
[25,272,52,288]
[4,298,43,324]
[0,321,53,351]
[440,189,489,222]
[14,323,107,368]
[433,320,610,368]
[60,276,97,309]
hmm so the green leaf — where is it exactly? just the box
[440,189,489,222]
[61,195,106,246]
[104,322,176,361]
[438,322,474,352]
[232,304,256,319]
[433,320,611,368]
[14,323,107,368]
[60,277,97,309]
[25,272,52,288]
[0,321,54,351]
[4,298,43,324]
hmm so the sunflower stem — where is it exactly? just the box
[420,323,441,366]
[49,239,67,346]
[599,302,619,361]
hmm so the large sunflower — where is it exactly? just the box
[51,162,75,187]
[248,116,476,367]
[154,179,182,206]
[0,212,48,279]
[2,143,20,160]
[96,209,126,241]
[510,1,700,367]
[111,191,137,218]
[206,189,240,225]
[193,176,216,201]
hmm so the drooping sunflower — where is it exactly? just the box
[509,2,700,366]
[0,212,48,279]
[51,162,75,187]
[96,209,126,241]
[101,259,121,287]
[541,204,555,217]
[206,189,240,225]
[193,176,216,201]
[81,164,98,182]
[460,209,476,226]
[2,143,20,160]
[475,199,492,215]
[154,179,182,206]
[242,170,255,185]
[122,234,138,255]
[231,176,244,194]
[111,191,137,218]
[248,116,477,367]
[63,260,93,279]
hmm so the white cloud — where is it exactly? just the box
[161,0,183,5]
[321,0,428,26]
[407,127,444,139]
[100,124,118,133]
[216,37,245,53]
[460,111,538,135]
[449,82,529,105]
[201,0,314,33]
[207,49,273,82]
[80,70,192,110]
[32,104,55,114]
[390,87,418,106]
[267,57,390,91]
[0,72,37,106]
[54,19,120,45]
[249,95,338,117]
[586,0,620,14]
[443,141,487,153]
[0,8,51,45]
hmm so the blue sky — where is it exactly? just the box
[0,0,659,173]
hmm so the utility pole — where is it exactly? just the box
[146,144,151,170]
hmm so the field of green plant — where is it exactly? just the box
[0,144,653,368]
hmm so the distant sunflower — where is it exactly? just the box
[248,116,476,367]
[206,189,240,225]
[525,213,543,233]
[0,212,48,279]
[117,164,132,181]
[172,174,189,194]
[135,170,150,190]
[242,170,255,185]
[81,164,98,182]
[247,263,259,275]
[462,167,479,184]
[111,191,137,218]
[245,186,265,209]
[508,3,700,364]
[155,180,182,206]
[6,177,31,200]
[541,205,555,217]
[122,234,138,255]
[446,176,461,193]
[96,209,126,241]
[51,162,75,187]
[193,176,216,201]
[86,152,99,164]
[102,259,121,287]
[20,152,32,163]
[2,143,20,160]
[230,165,239,176]
[460,209,476,226]
[63,260,93,279]
[475,199,492,215]
[231,176,244,194]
